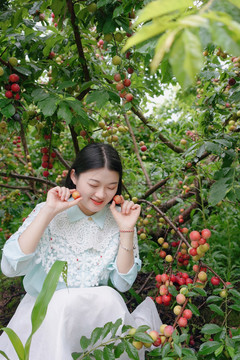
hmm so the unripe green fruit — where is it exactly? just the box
[112,55,122,65]
[87,3,97,12]
[129,327,137,336]
[104,33,113,42]
[9,57,18,66]
[0,67,4,76]
[115,32,124,42]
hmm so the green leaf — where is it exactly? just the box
[0,328,24,360]
[229,289,240,299]
[209,179,230,206]
[80,335,91,350]
[169,29,204,88]
[16,66,32,76]
[174,343,182,357]
[93,349,103,360]
[1,104,15,118]
[108,91,120,104]
[86,90,109,108]
[101,322,112,339]
[114,343,125,358]
[209,19,240,56]
[135,325,150,333]
[31,89,49,102]
[128,288,142,304]
[103,346,115,360]
[187,303,200,316]
[57,101,72,124]
[124,340,139,360]
[208,304,225,317]
[215,344,224,357]
[192,287,207,297]
[58,81,76,91]
[135,0,194,25]
[201,324,223,335]
[148,347,162,356]
[168,285,178,297]
[38,96,58,117]
[162,342,171,357]
[111,318,122,337]
[206,296,222,304]
[24,261,67,357]
[179,333,189,343]
[0,350,11,360]
[227,0,240,8]
[90,327,103,345]
[229,304,240,311]
[133,332,153,343]
[198,341,222,355]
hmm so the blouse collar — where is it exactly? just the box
[66,201,108,229]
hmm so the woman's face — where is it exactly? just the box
[71,167,119,215]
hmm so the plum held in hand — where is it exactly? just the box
[72,190,81,199]
[113,195,123,204]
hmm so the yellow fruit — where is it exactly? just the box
[165,255,173,262]
[157,237,164,245]
[139,233,146,240]
[0,66,4,76]
[132,341,143,350]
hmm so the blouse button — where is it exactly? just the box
[88,217,93,221]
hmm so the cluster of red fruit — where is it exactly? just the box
[188,229,211,261]
[155,272,193,306]
[41,147,56,177]
[186,130,199,141]
[114,72,134,102]
[5,74,21,100]
[12,136,22,158]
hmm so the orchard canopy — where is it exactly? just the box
[1,0,240,301]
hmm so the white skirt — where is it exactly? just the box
[0,286,162,360]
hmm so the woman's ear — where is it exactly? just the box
[70,169,76,185]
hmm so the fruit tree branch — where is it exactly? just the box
[66,0,90,84]
[0,172,57,187]
[142,177,170,199]
[124,113,157,200]
[53,148,71,169]
[131,106,184,154]
[0,184,32,191]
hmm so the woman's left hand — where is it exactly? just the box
[110,196,141,230]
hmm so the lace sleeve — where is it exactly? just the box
[1,202,46,276]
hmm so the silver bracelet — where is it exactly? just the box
[120,242,136,252]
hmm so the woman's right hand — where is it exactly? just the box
[44,186,82,215]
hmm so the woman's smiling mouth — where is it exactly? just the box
[91,199,104,205]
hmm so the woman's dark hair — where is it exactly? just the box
[65,143,122,195]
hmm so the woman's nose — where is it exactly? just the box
[95,187,105,199]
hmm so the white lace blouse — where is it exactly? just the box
[1,202,141,297]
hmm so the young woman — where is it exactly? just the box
[0,143,161,359]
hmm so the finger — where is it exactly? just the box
[122,201,134,214]
[68,196,82,208]
[110,200,117,213]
